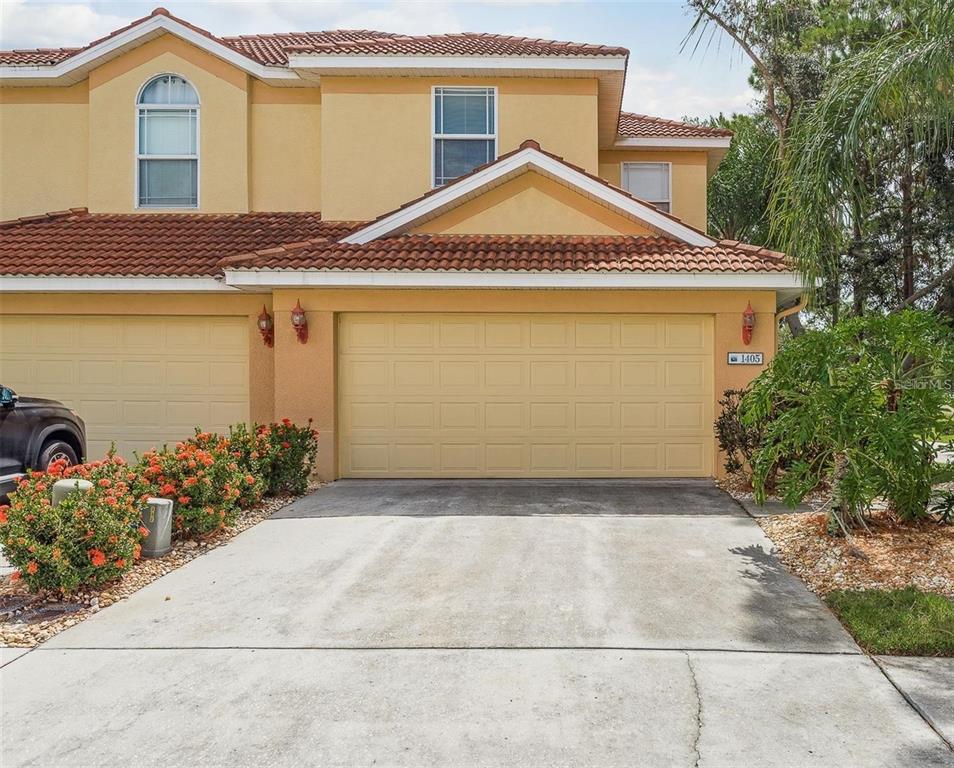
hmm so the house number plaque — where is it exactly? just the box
[728,352,764,365]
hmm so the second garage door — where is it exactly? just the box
[0,315,249,460]
[338,313,714,477]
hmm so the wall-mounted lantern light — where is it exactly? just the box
[257,305,274,347]
[291,299,308,344]
[742,301,756,345]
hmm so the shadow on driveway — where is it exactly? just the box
[272,478,747,519]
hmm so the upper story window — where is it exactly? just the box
[621,162,671,213]
[433,86,496,187]
[137,74,199,208]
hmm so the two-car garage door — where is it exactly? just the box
[338,313,714,477]
[0,316,249,460]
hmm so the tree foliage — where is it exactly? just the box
[769,1,954,311]
[690,0,954,319]
[740,310,954,532]
[706,114,777,242]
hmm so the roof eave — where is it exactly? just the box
[223,268,804,292]
[611,137,732,149]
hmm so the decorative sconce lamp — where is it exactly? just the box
[290,299,308,344]
[741,301,756,345]
[257,305,274,347]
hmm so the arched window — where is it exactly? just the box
[137,74,199,207]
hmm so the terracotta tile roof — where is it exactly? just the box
[0,47,84,65]
[0,209,359,277]
[0,8,238,66]
[224,234,789,274]
[0,7,627,67]
[617,112,733,139]
[224,31,628,65]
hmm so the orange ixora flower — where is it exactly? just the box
[88,549,107,567]
[115,558,126,569]
[0,506,8,525]
[10,570,20,582]
[26,561,39,575]
[138,526,149,538]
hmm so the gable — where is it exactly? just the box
[344,142,715,246]
[411,171,654,236]
[88,34,248,90]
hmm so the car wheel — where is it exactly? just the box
[38,440,78,470]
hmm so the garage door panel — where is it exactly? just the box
[576,443,615,471]
[338,313,713,478]
[485,321,523,348]
[575,320,615,348]
[575,402,615,430]
[441,443,480,471]
[530,361,569,388]
[485,402,524,430]
[622,442,661,471]
[0,315,249,461]
[620,318,661,348]
[666,443,707,473]
[439,360,479,387]
[575,360,614,389]
[1,358,36,384]
[122,360,163,386]
[394,361,432,388]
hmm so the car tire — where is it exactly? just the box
[38,439,78,470]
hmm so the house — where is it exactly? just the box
[0,8,802,481]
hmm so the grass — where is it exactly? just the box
[825,588,954,656]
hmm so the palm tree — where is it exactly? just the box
[769,3,954,310]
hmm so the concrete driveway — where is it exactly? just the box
[2,480,952,767]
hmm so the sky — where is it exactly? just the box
[0,0,758,121]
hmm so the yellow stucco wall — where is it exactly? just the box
[1,287,777,480]
[87,35,250,213]
[320,76,599,222]
[269,289,777,480]
[412,172,653,235]
[0,293,274,424]
[0,84,89,220]
[249,82,322,211]
[599,150,708,232]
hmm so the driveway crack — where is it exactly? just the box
[685,651,703,768]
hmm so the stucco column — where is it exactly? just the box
[273,297,336,482]
[247,312,275,424]
[713,307,777,478]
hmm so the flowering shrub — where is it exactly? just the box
[255,419,319,496]
[225,423,268,504]
[194,428,264,509]
[0,454,145,593]
[136,434,252,537]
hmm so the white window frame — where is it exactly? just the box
[620,161,672,214]
[431,85,498,188]
[135,73,200,209]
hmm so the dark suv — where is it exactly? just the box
[0,386,86,500]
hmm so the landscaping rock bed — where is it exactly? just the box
[759,511,954,600]
[0,485,318,648]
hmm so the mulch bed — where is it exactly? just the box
[0,485,319,648]
[759,511,954,601]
